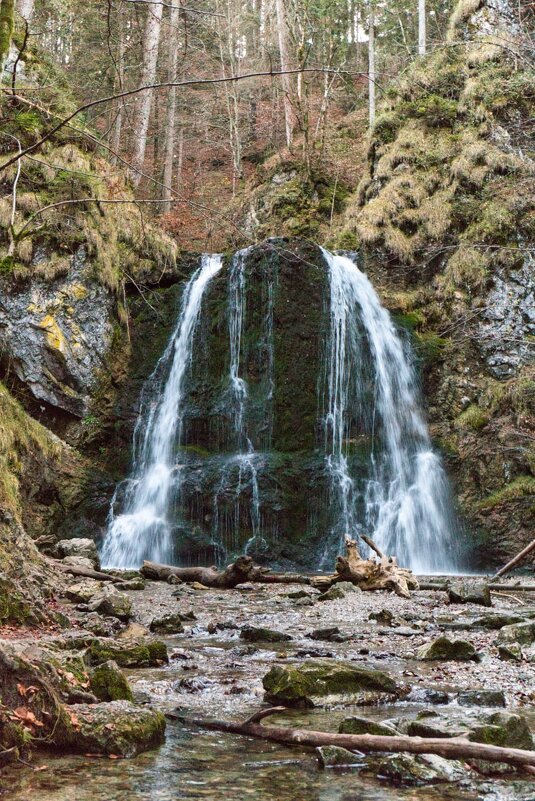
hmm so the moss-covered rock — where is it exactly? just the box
[57,701,165,757]
[262,659,401,708]
[149,613,185,634]
[240,626,292,643]
[338,717,398,736]
[89,660,133,702]
[497,621,535,646]
[85,638,168,668]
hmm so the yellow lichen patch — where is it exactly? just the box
[38,314,67,354]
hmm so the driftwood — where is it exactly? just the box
[141,556,310,588]
[492,538,535,580]
[335,538,419,599]
[180,707,535,773]
[142,538,418,596]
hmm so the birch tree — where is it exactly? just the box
[130,0,164,186]
[17,0,33,23]
[418,0,426,54]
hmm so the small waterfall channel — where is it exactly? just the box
[101,245,459,573]
[101,255,223,568]
[321,250,458,573]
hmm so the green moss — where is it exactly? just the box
[454,403,489,431]
[85,639,169,668]
[393,310,425,332]
[0,0,14,67]
[476,475,535,510]
[414,332,449,365]
[403,95,459,128]
[89,661,133,702]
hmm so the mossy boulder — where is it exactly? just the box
[497,621,535,646]
[65,580,102,604]
[362,753,465,785]
[457,689,506,707]
[240,626,292,643]
[57,701,165,757]
[338,716,398,736]
[149,613,185,634]
[85,639,168,668]
[89,660,133,702]
[417,636,478,661]
[262,659,401,708]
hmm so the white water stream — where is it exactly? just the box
[101,254,223,568]
[322,249,459,573]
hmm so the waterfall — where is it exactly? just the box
[321,249,459,573]
[101,254,223,569]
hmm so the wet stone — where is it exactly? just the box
[240,626,292,643]
[307,627,348,643]
[457,689,506,707]
[363,753,466,785]
[405,688,450,705]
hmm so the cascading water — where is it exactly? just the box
[321,249,459,573]
[101,254,223,568]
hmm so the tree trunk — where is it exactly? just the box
[162,0,180,212]
[368,1,375,126]
[185,708,535,771]
[418,0,426,55]
[0,0,15,74]
[110,2,125,164]
[130,0,164,187]
[275,0,297,147]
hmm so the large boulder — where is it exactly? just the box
[447,582,492,607]
[58,701,165,757]
[85,638,168,668]
[263,659,401,707]
[87,587,132,621]
[417,637,478,661]
[55,538,100,569]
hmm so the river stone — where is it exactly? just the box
[262,659,400,708]
[498,643,523,662]
[62,556,97,572]
[85,638,168,668]
[87,587,132,621]
[363,753,465,785]
[115,578,146,591]
[338,716,398,736]
[472,613,525,630]
[457,689,506,707]
[308,627,348,643]
[240,626,292,643]
[497,621,535,645]
[150,613,185,634]
[58,701,165,757]
[316,746,366,768]
[447,582,492,607]
[89,660,133,702]
[56,538,100,568]
[416,636,478,661]
[407,712,470,740]
[470,712,534,750]
[64,580,102,604]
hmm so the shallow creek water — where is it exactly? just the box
[5,583,535,801]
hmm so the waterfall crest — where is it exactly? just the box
[321,249,459,573]
[101,254,223,569]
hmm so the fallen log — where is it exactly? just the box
[180,707,535,772]
[53,561,120,583]
[141,556,310,588]
[492,538,535,580]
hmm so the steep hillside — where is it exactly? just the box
[343,0,535,565]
